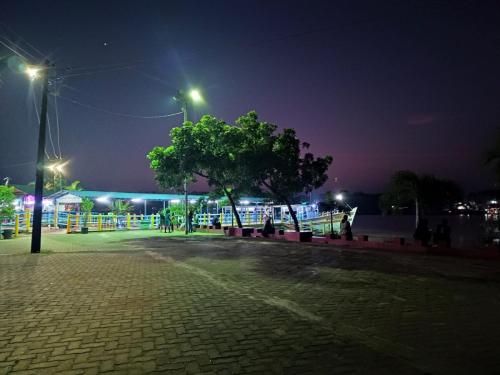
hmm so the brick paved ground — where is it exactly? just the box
[1,233,500,374]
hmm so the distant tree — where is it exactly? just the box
[0,185,15,234]
[64,180,83,191]
[238,112,333,231]
[0,185,15,219]
[80,197,94,228]
[379,170,462,227]
[484,128,500,181]
[108,200,131,215]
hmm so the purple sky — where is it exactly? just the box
[1,1,499,194]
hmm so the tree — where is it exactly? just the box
[0,186,15,234]
[148,116,252,228]
[64,180,83,191]
[80,198,94,228]
[379,170,462,227]
[238,112,333,231]
[484,128,500,182]
[108,200,131,215]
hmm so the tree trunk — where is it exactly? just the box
[415,198,420,228]
[284,198,300,232]
[223,187,242,228]
[261,181,300,232]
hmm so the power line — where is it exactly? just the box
[33,87,58,158]
[0,36,37,61]
[57,94,183,119]
[0,160,36,169]
[58,63,138,79]
[54,94,62,158]
[31,89,51,159]
[0,38,29,61]
[0,21,46,58]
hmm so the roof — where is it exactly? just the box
[13,184,58,196]
[47,190,265,203]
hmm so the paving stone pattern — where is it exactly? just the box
[1,236,500,374]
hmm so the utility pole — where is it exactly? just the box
[31,61,50,253]
[182,100,189,235]
[174,89,202,235]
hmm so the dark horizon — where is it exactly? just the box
[1,0,499,194]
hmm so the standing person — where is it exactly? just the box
[159,209,166,232]
[435,219,451,247]
[188,210,194,233]
[340,214,353,240]
[414,218,431,246]
[164,209,172,233]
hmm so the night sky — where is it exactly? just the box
[1,1,499,195]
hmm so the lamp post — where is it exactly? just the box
[173,89,202,235]
[31,60,51,253]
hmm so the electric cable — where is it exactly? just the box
[57,94,183,120]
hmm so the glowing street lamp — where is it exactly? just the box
[25,66,41,81]
[46,160,69,191]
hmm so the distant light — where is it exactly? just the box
[131,198,143,203]
[24,195,35,205]
[240,200,250,205]
[335,194,343,201]
[490,200,497,204]
[189,89,202,102]
[457,205,466,210]
[189,199,197,204]
[25,66,40,81]
[170,199,180,204]
[207,200,215,204]
[43,199,53,207]
[96,196,110,203]
[311,204,317,209]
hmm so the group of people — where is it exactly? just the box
[414,218,451,247]
[158,208,174,233]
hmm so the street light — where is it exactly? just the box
[25,66,40,81]
[29,60,51,254]
[173,88,203,234]
[46,160,69,191]
[335,193,352,211]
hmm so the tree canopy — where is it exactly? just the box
[148,111,333,231]
[379,170,462,227]
[0,185,15,220]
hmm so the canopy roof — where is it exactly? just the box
[47,190,264,203]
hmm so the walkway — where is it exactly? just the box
[1,233,500,374]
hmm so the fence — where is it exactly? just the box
[1,209,323,236]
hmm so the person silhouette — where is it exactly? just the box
[340,214,353,240]
[414,219,431,246]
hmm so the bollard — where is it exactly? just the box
[127,213,131,229]
[25,211,31,232]
[151,214,155,229]
[98,214,102,231]
[14,214,19,237]
[75,214,80,232]
[67,214,71,234]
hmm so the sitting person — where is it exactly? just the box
[212,215,221,228]
[414,218,431,246]
[434,219,451,247]
[262,217,275,237]
[340,214,353,240]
